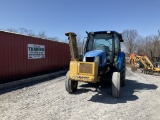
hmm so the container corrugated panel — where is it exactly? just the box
[0,31,70,83]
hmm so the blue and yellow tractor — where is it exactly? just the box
[65,31,125,98]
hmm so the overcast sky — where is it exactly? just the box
[0,0,160,40]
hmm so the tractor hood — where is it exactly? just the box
[84,50,104,57]
[83,50,107,67]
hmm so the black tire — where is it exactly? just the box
[112,72,120,98]
[142,69,145,73]
[65,71,78,93]
[120,57,126,86]
[150,71,153,75]
[140,68,143,73]
[149,70,153,75]
[144,69,147,74]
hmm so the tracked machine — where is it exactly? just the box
[65,31,125,98]
[130,54,160,75]
[150,56,160,68]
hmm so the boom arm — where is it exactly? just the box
[130,54,153,69]
[130,54,160,73]
[65,32,79,61]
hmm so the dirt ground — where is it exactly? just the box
[0,68,160,120]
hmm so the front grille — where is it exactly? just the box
[86,57,94,62]
[79,63,93,74]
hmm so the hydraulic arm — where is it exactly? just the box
[65,32,79,61]
[130,54,160,75]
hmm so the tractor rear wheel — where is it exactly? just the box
[65,71,78,93]
[112,72,120,98]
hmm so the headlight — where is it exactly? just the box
[95,56,100,65]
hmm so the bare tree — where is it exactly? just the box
[63,34,83,54]
[136,31,160,57]
[63,39,69,43]
[150,34,160,57]
[27,30,36,37]
[48,37,59,41]
[19,28,28,34]
[122,30,139,56]
[135,36,143,54]
[76,34,83,55]
[19,28,36,37]
[6,28,18,33]
[38,31,47,39]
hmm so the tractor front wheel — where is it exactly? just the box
[112,72,120,98]
[65,71,78,93]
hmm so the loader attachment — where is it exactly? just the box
[69,61,99,83]
[65,32,79,61]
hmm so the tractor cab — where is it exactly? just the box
[83,31,123,69]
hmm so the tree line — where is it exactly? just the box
[122,29,160,57]
[3,28,160,57]
[2,28,59,41]
[65,30,160,58]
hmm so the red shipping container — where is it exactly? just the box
[0,31,70,83]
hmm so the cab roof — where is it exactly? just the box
[88,31,124,42]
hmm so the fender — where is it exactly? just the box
[117,52,125,71]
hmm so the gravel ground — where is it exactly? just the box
[0,68,160,120]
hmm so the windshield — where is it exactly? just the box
[86,34,113,52]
